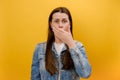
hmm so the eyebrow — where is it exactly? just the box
[62,18,68,19]
[53,17,68,20]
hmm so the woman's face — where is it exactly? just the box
[50,12,70,31]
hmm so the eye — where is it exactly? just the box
[62,19,68,23]
[54,19,59,23]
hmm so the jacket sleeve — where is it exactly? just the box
[31,45,41,80]
[69,41,92,78]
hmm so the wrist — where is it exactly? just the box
[67,40,76,49]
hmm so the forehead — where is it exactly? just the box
[52,12,69,19]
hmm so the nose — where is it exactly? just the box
[59,22,63,28]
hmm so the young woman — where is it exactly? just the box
[31,7,92,80]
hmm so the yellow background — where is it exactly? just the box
[0,0,120,80]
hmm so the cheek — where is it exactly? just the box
[51,23,59,28]
[64,24,70,31]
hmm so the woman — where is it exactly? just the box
[31,7,92,80]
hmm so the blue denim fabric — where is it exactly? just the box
[31,41,92,80]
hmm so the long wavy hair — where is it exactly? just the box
[45,7,74,75]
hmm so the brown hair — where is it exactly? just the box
[45,7,74,75]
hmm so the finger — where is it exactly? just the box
[53,28,65,41]
[52,27,60,34]
[53,30,62,40]
[54,26,63,33]
[53,27,64,34]
[52,27,61,37]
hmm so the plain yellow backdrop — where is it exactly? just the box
[0,0,120,80]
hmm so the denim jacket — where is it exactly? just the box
[31,41,92,80]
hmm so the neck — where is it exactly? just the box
[54,37,63,44]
